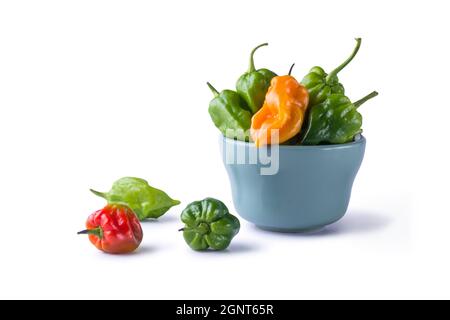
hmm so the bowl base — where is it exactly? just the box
[256,225,325,234]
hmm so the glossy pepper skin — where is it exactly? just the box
[78,204,143,254]
[180,198,240,251]
[90,177,180,220]
[251,65,309,146]
[207,82,252,141]
[301,91,378,145]
[301,38,361,107]
[236,43,277,114]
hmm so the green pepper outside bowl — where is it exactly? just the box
[220,136,366,232]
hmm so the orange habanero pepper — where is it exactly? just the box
[250,64,309,146]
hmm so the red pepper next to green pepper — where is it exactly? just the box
[78,204,143,254]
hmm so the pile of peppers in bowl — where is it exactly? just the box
[207,38,378,146]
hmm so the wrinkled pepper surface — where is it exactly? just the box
[301,91,378,145]
[236,43,277,114]
[251,65,309,146]
[207,82,252,141]
[90,177,180,220]
[180,198,240,251]
[78,204,143,254]
[301,38,361,107]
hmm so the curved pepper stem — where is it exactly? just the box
[77,227,103,239]
[326,38,362,82]
[178,224,210,235]
[248,43,269,73]
[90,189,107,199]
[288,63,295,76]
[206,82,219,97]
[353,91,379,108]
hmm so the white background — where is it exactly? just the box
[0,0,449,299]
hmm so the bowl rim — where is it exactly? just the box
[222,135,366,150]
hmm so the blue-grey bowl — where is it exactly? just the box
[220,136,366,232]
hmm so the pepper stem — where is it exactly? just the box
[178,228,185,232]
[288,63,295,76]
[90,189,107,199]
[248,43,268,73]
[206,82,219,97]
[353,91,379,108]
[77,227,103,239]
[326,38,362,82]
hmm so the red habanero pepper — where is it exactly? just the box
[78,204,143,254]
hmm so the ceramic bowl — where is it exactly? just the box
[220,136,366,232]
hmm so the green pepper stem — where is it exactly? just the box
[353,91,379,108]
[77,227,103,239]
[206,82,219,97]
[248,43,268,73]
[178,228,185,232]
[288,63,295,76]
[326,38,362,82]
[90,189,107,199]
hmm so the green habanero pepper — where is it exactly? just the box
[90,177,180,220]
[179,198,240,251]
[207,82,252,141]
[301,91,378,145]
[301,38,362,107]
[236,43,277,114]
